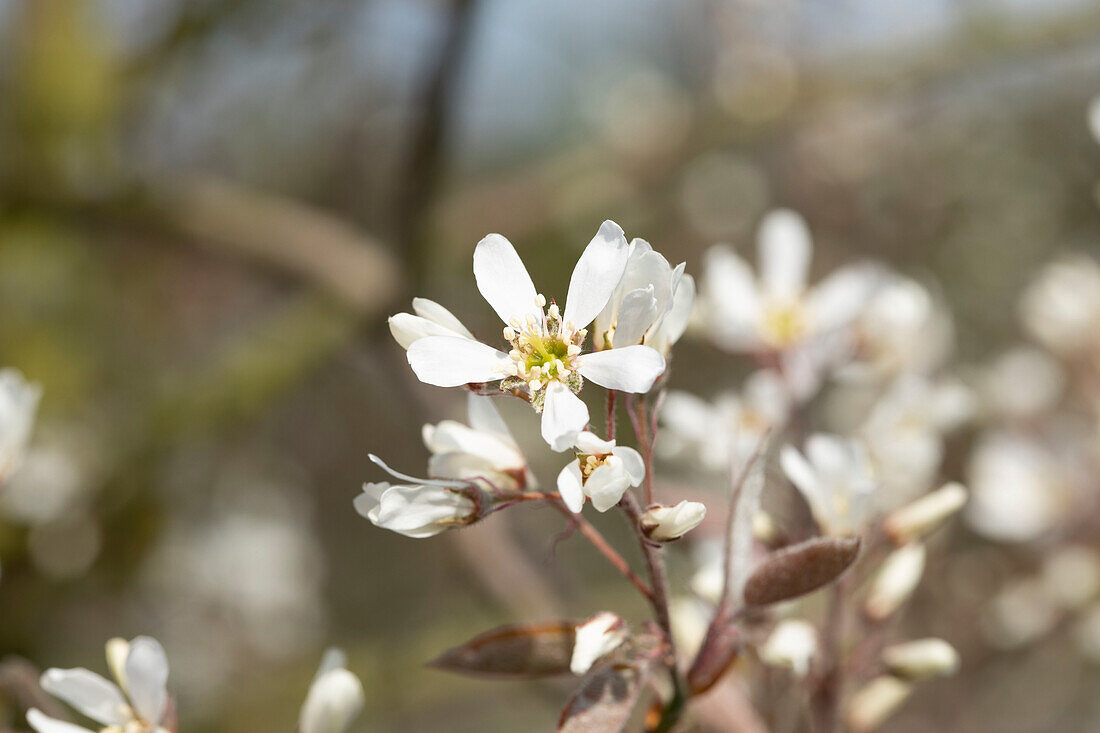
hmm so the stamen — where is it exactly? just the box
[536,293,547,308]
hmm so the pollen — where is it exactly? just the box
[501,297,585,401]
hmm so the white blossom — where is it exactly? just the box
[355,456,477,538]
[883,482,968,546]
[299,648,365,733]
[570,612,627,675]
[1018,255,1100,357]
[388,297,475,350]
[780,434,876,536]
[29,636,171,733]
[422,394,531,491]
[865,543,926,621]
[403,222,666,450]
[640,500,707,541]
[882,639,959,680]
[845,676,911,733]
[556,431,645,513]
[0,368,41,485]
[760,620,818,677]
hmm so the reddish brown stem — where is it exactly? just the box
[606,389,617,441]
[548,500,654,603]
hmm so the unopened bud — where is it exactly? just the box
[570,612,628,675]
[882,638,959,680]
[865,543,926,621]
[845,676,912,733]
[883,482,968,545]
[640,501,707,542]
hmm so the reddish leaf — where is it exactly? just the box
[743,536,861,607]
[558,663,650,733]
[429,621,576,678]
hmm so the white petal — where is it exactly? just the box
[702,247,761,348]
[576,346,665,393]
[299,668,365,733]
[584,463,632,512]
[611,288,659,348]
[780,445,827,524]
[611,446,646,485]
[806,264,883,333]
[648,273,694,354]
[368,454,465,488]
[556,462,586,513]
[659,391,715,443]
[758,209,811,301]
[541,383,589,451]
[473,233,540,325]
[412,298,474,338]
[570,612,627,675]
[353,482,388,519]
[406,336,508,387]
[465,393,515,444]
[388,313,465,350]
[424,420,524,471]
[563,220,631,328]
[26,709,94,733]
[39,669,127,726]
[313,648,348,682]
[124,637,169,724]
[574,430,615,455]
[371,485,474,538]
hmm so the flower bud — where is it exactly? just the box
[355,482,477,539]
[883,482,967,546]
[640,500,707,542]
[570,612,628,675]
[882,638,959,680]
[299,650,365,733]
[865,543,926,621]
[759,620,817,677]
[845,676,912,733]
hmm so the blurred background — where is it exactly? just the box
[2,0,1100,731]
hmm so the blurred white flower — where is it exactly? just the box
[356,456,478,539]
[299,648,365,733]
[422,394,531,491]
[760,619,818,677]
[882,638,959,680]
[388,297,475,350]
[689,538,725,604]
[1073,604,1100,664]
[670,596,711,662]
[403,222,666,451]
[982,578,1060,649]
[845,676,911,733]
[883,482,968,546]
[592,238,694,357]
[865,543,926,621]
[641,500,707,542]
[0,368,41,484]
[659,370,788,473]
[570,612,628,675]
[1088,96,1100,146]
[698,209,881,367]
[1040,546,1100,611]
[965,431,1074,543]
[556,431,645,513]
[29,636,171,733]
[781,434,876,536]
[978,347,1064,420]
[1019,255,1100,356]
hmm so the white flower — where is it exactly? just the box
[659,370,788,473]
[555,431,645,512]
[699,209,881,356]
[592,238,695,356]
[978,347,1064,420]
[422,394,531,491]
[299,648,365,733]
[965,431,1074,543]
[388,298,475,349]
[641,500,707,541]
[883,482,968,546]
[982,578,1060,649]
[1019,255,1100,356]
[882,639,959,680]
[404,222,667,450]
[780,434,876,536]
[759,620,818,677]
[570,612,628,675]
[845,676,911,733]
[355,456,477,538]
[29,636,171,733]
[865,543,926,621]
[0,368,42,484]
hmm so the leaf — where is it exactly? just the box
[743,536,861,607]
[687,622,742,695]
[428,621,577,678]
[558,663,650,733]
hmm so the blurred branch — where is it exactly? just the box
[0,657,67,721]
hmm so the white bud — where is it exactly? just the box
[846,676,912,733]
[883,482,968,545]
[759,620,817,677]
[865,543,926,621]
[571,612,628,675]
[299,656,365,733]
[355,482,475,539]
[882,638,959,680]
[640,501,707,542]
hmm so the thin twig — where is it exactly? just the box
[548,500,654,603]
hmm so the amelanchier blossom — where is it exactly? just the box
[355,456,480,539]
[698,209,882,362]
[556,431,645,512]
[591,238,695,357]
[298,648,365,733]
[422,394,531,491]
[759,619,818,677]
[29,636,172,733]
[399,222,666,450]
[570,612,628,675]
[0,367,42,484]
[1018,255,1100,357]
[780,434,877,536]
[640,500,707,542]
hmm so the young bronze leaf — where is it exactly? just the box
[429,621,576,678]
[743,536,861,607]
[558,663,650,733]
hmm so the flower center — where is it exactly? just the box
[762,301,806,348]
[503,295,585,396]
[578,452,615,482]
